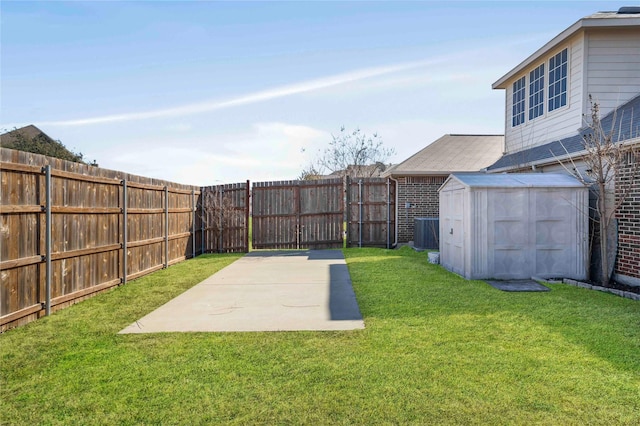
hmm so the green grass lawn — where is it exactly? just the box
[2,248,639,425]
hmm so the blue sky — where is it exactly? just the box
[1,1,628,185]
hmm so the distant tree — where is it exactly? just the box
[297,164,324,181]
[303,126,395,178]
[1,126,98,166]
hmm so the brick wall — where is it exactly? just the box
[396,176,447,243]
[615,149,640,282]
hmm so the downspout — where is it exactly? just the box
[388,175,399,248]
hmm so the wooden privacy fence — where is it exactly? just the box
[346,177,396,248]
[201,182,250,253]
[1,146,397,331]
[252,179,344,249]
[251,177,396,249]
[0,149,202,331]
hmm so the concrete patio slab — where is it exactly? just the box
[119,250,364,333]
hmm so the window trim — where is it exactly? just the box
[528,62,545,121]
[509,46,570,129]
[512,76,526,127]
[548,47,568,113]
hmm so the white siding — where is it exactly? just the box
[540,160,590,177]
[504,35,585,154]
[586,28,640,116]
[500,91,509,153]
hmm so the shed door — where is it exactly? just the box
[442,188,465,276]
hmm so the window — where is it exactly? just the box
[528,64,544,120]
[512,76,526,127]
[548,48,567,111]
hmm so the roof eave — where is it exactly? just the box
[385,170,469,177]
[487,153,580,173]
[492,16,640,89]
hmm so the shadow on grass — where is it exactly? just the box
[344,248,640,373]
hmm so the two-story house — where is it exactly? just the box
[487,7,640,288]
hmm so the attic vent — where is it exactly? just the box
[618,6,640,14]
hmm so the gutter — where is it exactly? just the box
[385,171,456,177]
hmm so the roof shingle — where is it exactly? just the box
[385,134,504,176]
[487,94,640,171]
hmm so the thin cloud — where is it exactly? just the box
[13,33,547,129]
[37,59,445,127]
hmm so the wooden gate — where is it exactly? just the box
[252,179,344,249]
[201,182,249,253]
[346,177,396,248]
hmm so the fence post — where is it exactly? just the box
[295,181,301,250]
[245,180,250,252]
[43,165,52,316]
[191,189,196,258]
[164,186,169,268]
[344,176,350,246]
[200,189,205,254]
[122,180,128,285]
[358,179,363,248]
[218,187,224,253]
[386,178,391,249]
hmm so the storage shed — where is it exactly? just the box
[438,173,589,280]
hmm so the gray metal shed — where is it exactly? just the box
[438,173,589,280]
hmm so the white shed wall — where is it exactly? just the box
[484,187,588,280]
[486,188,530,279]
[439,177,588,280]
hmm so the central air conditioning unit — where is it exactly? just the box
[414,218,439,250]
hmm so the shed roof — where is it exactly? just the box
[384,134,504,177]
[443,173,586,189]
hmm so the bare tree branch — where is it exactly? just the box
[555,95,639,286]
[304,126,395,178]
